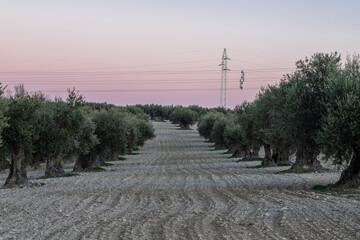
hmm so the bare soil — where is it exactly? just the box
[0,121,360,239]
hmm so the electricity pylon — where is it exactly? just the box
[219,48,230,108]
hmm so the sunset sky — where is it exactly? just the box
[1,0,360,108]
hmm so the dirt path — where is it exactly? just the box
[1,121,360,239]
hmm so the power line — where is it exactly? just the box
[0,49,218,64]
[0,67,294,75]
[1,79,279,84]
[229,49,294,64]
[39,87,264,93]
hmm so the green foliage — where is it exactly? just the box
[188,105,208,116]
[170,108,198,129]
[312,184,333,192]
[235,102,259,148]
[276,169,315,174]
[137,104,210,122]
[0,84,9,148]
[127,152,139,155]
[276,53,341,151]
[210,116,228,148]
[312,184,359,195]
[0,86,156,182]
[34,94,98,165]
[277,163,292,167]
[126,114,155,147]
[101,162,113,166]
[1,85,45,162]
[66,87,85,107]
[142,104,169,121]
[237,157,263,162]
[256,84,292,155]
[76,112,99,157]
[124,106,149,121]
[77,106,155,169]
[198,111,225,140]
[91,108,128,156]
[317,55,360,164]
[224,122,243,147]
[223,104,255,155]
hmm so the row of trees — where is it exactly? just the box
[197,53,360,188]
[0,86,155,186]
[138,104,228,123]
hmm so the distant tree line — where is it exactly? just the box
[0,86,155,186]
[137,104,229,129]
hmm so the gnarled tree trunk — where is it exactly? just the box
[251,146,260,158]
[336,149,360,188]
[272,149,291,165]
[109,152,119,161]
[179,123,191,130]
[232,144,251,158]
[291,145,322,170]
[5,148,28,186]
[214,143,226,150]
[261,144,276,167]
[45,156,65,177]
[73,154,105,172]
[226,145,237,154]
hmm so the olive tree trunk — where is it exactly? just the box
[214,143,226,150]
[5,148,28,186]
[226,145,237,154]
[336,148,360,188]
[261,144,276,167]
[179,123,191,130]
[111,152,118,161]
[251,146,260,158]
[45,156,65,177]
[231,144,251,158]
[272,149,291,165]
[73,154,105,172]
[291,145,322,170]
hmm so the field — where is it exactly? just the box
[0,121,359,239]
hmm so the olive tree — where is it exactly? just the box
[224,122,251,158]
[275,53,341,170]
[34,90,98,177]
[170,108,198,130]
[1,85,44,185]
[124,113,155,153]
[73,108,128,171]
[318,55,360,187]
[251,85,292,166]
[0,84,9,171]
[210,116,228,149]
[198,111,225,140]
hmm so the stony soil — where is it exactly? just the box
[0,121,360,240]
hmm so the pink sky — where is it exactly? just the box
[1,1,359,108]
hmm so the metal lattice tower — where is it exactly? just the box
[219,48,230,108]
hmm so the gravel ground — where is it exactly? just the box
[0,121,359,240]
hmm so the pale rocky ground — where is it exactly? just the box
[0,121,360,240]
